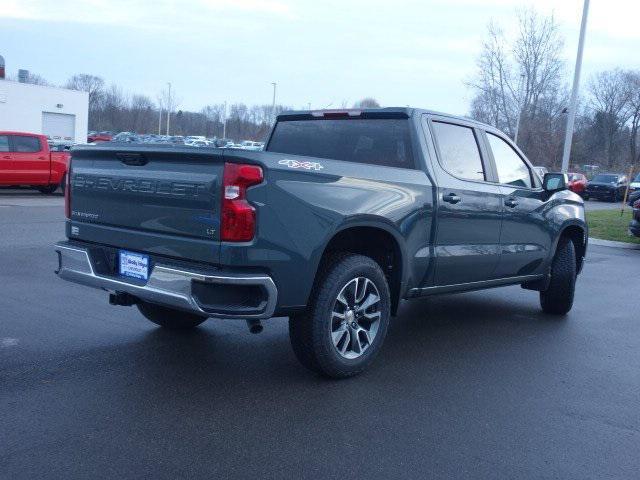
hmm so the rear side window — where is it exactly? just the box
[432,121,485,181]
[487,133,532,188]
[0,136,9,152]
[11,135,41,153]
[267,119,415,169]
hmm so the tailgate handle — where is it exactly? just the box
[117,152,148,166]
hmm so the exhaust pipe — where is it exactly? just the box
[109,291,137,307]
[246,319,263,334]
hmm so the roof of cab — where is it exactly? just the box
[276,107,492,130]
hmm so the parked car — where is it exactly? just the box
[628,172,640,195]
[55,107,587,378]
[112,132,139,143]
[239,140,264,151]
[87,131,113,143]
[585,173,628,202]
[627,189,640,207]
[0,131,70,194]
[629,199,640,238]
[214,138,234,148]
[185,140,209,147]
[567,172,588,198]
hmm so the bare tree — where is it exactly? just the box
[588,69,632,167]
[65,74,105,112]
[353,98,381,108]
[624,70,640,167]
[468,9,567,167]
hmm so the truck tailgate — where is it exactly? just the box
[68,146,224,264]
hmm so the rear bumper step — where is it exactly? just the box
[54,242,277,319]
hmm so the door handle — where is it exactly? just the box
[2,155,10,160]
[505,198,518,208]
[443,192,461,204]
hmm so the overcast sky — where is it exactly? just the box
[1,0,638,114]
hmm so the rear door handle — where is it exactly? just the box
[2,155,10,160]
[505,198,518,208]
[443,192,461,204]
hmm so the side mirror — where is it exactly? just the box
[543,172,568,192]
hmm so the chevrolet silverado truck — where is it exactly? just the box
[0,131,70,194]
[54,108,587,378]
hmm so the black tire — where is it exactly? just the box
[289,253,391,378]
[137,301,208,329]
[37,184,57,194]
[540,238,576,315]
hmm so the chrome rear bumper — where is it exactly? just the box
[54,242,277,319]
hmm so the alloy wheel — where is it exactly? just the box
[330,277,382,359]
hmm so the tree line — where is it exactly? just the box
[11,7,638,172]
[468,8,640,173]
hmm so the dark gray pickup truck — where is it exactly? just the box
[55,108,587,378]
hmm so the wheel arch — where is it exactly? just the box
[555,220,588,275]
[314,219,407,315]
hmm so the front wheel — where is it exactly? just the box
[137,301,208,329]
[37,184,57,194]
[289,253,391,378]
[540,239,576,315]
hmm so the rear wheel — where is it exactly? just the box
[289,253,391,378]
[137,301,208,329]
[540,239,576,315]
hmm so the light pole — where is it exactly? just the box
[561,0,590,173]
[222,101,227,140]
[166,82,171,136]
[271,82,277,123]
[514,73,525,145]
[158,102,162,135]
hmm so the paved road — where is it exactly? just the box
[1,197,638,479]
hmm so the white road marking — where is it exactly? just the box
[1,338,19,347]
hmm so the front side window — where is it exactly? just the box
[0,135,9,152]
[431,121,485,181]
[11,135,41,153]
[487,133,532,188]
[267,118,415,169]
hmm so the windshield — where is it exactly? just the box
[592,174,618,183]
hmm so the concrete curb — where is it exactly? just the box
[589,237,640,250]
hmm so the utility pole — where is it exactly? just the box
[271,82,277,123]
[561,0,590,173]
[166,82,171,136]
[514,73,525,145]
[158,102,162,135]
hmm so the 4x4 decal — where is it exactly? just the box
[278,159,324,171]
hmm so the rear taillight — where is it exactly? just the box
[221,162,263,242]
[64,170,71,219]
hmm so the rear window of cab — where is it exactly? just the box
[267,119,415,169]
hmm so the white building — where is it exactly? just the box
[0,80,89,144]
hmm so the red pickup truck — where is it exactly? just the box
[0,132,70,194]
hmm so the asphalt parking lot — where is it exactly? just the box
[1,191,638,479]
